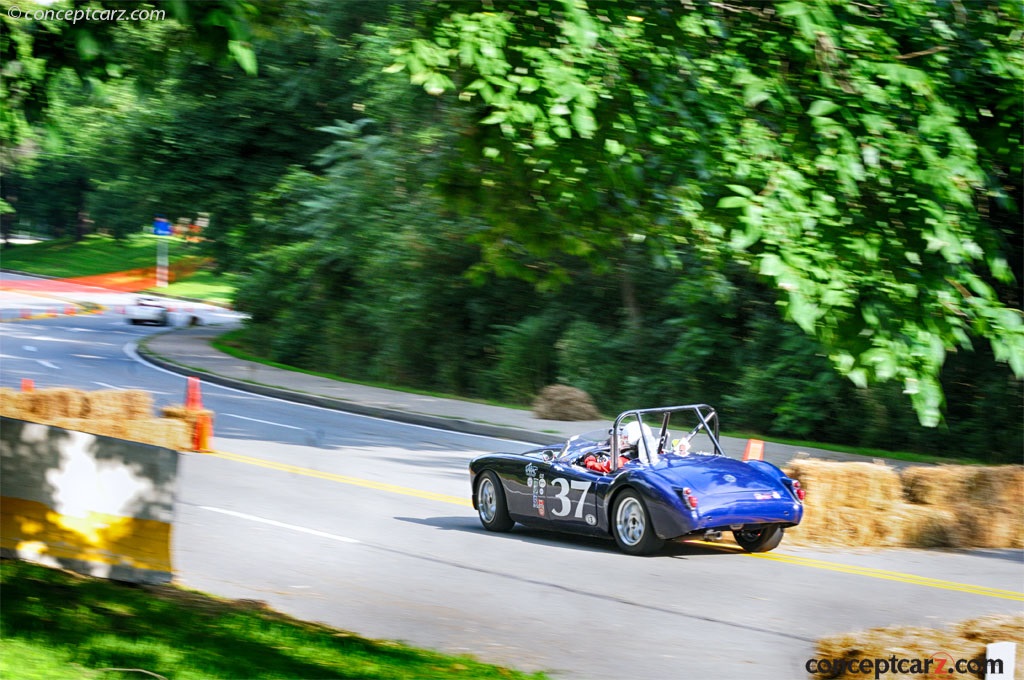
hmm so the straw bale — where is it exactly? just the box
[0,388,22,418]
[817,615,1023,680]
[955,614,1024,648]
[785,459,902,511]
[161,405,214,428]
[21,389,62,421]
[85,389,153,420]
[889,505,961,548]
[32,387,89,419]
[532,384,601,420]
[899,465,1024,549]
[949,506,1024,549]
[902,465,1024,507]
[784,505,898,547]
[124,418,191,451]
[51,417,128,440]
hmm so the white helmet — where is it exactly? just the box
[621,421,655,452]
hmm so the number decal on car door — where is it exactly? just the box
[549,478,592,518]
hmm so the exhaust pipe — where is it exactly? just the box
[703,530,723,542]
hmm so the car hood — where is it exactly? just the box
[645,455,782,495]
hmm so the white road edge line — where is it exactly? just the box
[124,340,537,446]
[222,413,304,430]
[199,506,360,544]
[36,359,59,369]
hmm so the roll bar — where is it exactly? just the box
[610,404,724,471]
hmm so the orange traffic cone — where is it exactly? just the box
[193,413,213,452]
[20,378,34,392]
[742,439,765,461]
[185,377,203,410]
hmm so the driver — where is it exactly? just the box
[583,421,651,473]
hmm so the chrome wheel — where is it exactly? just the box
[611,489,663,555]
[479,476,497,523]
[615,496,645,547]
[476,471,514,532]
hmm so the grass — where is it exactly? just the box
[0,559,546,680]
[1,234,195,278]
[2,234,238,306]
[156,269,238,307]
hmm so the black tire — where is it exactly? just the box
[733,524,784,553]
[611,489,664,555]
[128,319,139,325]
[476,471,514,532]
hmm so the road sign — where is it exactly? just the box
[153,217,172,236]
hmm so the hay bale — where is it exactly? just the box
[124,418,191,450]
[86,389,153,420]
[785,459,902,510]
[817,615,1023,680]
[784,505,898,548]
[902,465,1024,507]
[35,387,88,418]
[783,460,903,547]
[20,388,62,421]
[531,385,601,421]
[901,466,964,505]
[161,405,214,449]
[161,405,213,428]
[900,465,1024,549]
[890,505,961,548]
[0,387,22,418]
[51,417,128,440]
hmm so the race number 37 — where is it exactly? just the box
[549,478,592,518]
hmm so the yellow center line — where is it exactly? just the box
[206,449,1024,602]
[748,553,1024,601]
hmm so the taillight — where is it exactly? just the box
[683,487,699,509]
[792,480,806,501]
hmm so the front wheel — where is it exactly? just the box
[476,471,514,532]
[733,524,784,553]
[612,489,664,555]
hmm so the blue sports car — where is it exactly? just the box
[470,404,805,555]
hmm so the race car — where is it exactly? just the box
[470,404,804,555]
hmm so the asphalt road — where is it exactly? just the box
[1,278,1022,680]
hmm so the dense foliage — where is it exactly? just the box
[3,0,1021,461]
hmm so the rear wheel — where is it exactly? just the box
[733,524,784,552]
[476,471,514,532]
[612,489,664,555]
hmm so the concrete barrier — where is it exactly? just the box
[1,417,178,584]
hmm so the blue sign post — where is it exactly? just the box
[153,216,172,287]
[153,217,172,236]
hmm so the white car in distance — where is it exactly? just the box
[126,297,170,326]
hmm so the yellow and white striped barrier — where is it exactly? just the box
[1,418,178,584]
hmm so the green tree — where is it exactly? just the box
[396,0,1024,425]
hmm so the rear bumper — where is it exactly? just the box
[651,495,802,540]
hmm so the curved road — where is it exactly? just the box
[1,278,1021,680]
